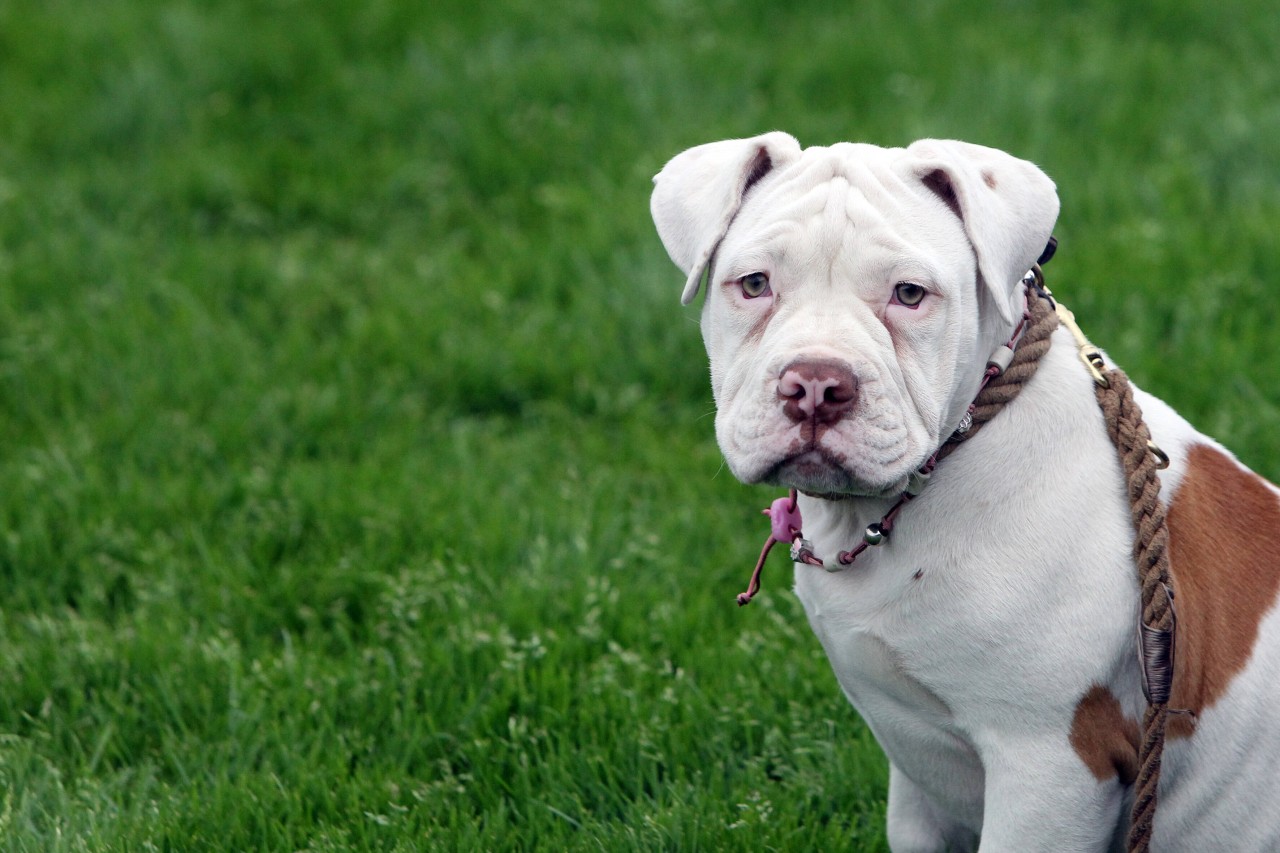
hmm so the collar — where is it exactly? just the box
[737,275,1056,606]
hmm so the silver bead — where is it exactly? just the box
[863,523,885,546]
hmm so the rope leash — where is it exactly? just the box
[737,254,1179,849]
[1048,288,1180,853]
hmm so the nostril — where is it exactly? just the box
[825,384,855,405]
[778,375,806,400]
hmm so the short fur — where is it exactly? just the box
[651,134,1280,852]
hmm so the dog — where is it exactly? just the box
[650,134,1280,851]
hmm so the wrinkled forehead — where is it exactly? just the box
[754,143,910,211]
[719,143,954,265]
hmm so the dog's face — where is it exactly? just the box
[652,135,1060,497]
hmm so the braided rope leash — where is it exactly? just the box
[1048,291,1177,853]
[1108,369,1175,853]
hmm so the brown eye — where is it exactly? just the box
[893,282,926,307]
[739,272,771,299]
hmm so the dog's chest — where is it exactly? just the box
[796,579,987,825]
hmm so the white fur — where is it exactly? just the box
[651,135,1280,851]
[650,132,803,304]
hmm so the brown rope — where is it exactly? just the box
[1016,287,1174,852]
[934,290,1060,465]
[962,287,1174,850]
[1095,367,1175,853]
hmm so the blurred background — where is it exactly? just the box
[1,0,1278,849]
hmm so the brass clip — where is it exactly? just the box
[1054,302,1110,388]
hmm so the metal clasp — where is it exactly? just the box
[1053,302,1110,388]
[1148,441,1170,470]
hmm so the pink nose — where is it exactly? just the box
[777,359,858,424]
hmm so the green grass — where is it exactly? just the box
[1,0,1279,849]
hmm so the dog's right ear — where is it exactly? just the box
[901,140,1059,326]
[650,132,802,305]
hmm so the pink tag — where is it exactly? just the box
[764,493,803,543]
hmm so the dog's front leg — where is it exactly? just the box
[975,738,1127,853]
[887,762,980,853]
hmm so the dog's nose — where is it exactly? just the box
[777,359,858,424]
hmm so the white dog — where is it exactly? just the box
[650,133,1280,852]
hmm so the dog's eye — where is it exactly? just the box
[892,282,926,308]
[739,272,771,299]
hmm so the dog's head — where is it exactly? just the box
[651,134,1058,497]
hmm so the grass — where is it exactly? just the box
[1,0,1278,849]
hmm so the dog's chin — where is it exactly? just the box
[754,450,906,500]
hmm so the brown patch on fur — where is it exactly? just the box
[1070,684,1139,784]
[1164,444,1280,737]
[982,169,997,188]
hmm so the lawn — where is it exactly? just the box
[1,0,1279,849]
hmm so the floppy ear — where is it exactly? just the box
[902,139,1059,325]
[651,132,802,304]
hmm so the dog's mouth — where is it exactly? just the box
[717,386,924,499]
[760,446,905,499]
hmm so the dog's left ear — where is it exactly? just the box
[651,132,802,305]
[902,140,1059,325]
